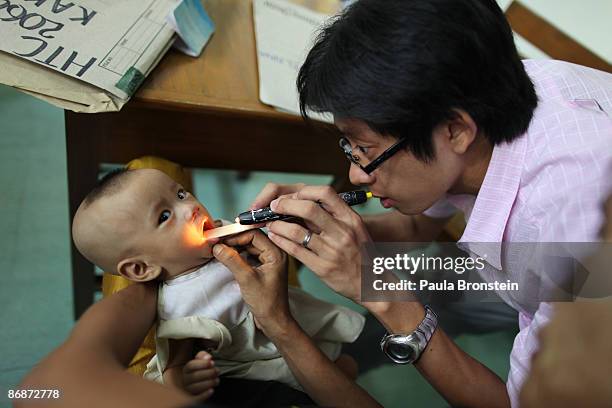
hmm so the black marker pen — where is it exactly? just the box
[236,190,373,225]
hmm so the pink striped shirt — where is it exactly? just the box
[425,59,612,406]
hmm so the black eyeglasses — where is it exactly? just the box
[339,137,408,175]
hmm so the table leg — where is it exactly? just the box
[65,111,99,319]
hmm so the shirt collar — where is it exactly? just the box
[458,134,527,269]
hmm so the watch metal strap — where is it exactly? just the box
[380,305,438,364]
[418,305,438,344]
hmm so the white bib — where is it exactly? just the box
[158,260,249,328]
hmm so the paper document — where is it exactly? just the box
[0,50,130,112]
[0,0,215,112]
[253,0,332,122]
[0,0,181,100]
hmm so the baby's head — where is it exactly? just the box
[72,168,217,281]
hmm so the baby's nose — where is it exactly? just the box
[185,206,199,222]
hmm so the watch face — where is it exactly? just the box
[388,341,416,361]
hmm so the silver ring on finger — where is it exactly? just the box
[302,230,313,248]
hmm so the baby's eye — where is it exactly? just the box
[357,146,369,155]
[177,189,188,200]
[158,210,171,225]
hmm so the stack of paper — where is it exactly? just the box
[0,0,214,112]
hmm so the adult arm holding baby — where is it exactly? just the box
[16,282,198,408]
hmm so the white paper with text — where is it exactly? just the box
[253,0,332,122]
[0,0,179,100]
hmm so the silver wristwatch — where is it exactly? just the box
[380,305,438,364]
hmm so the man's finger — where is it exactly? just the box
[270,198,337,235]
[296,185,355,220]
[213,243,255,283]
[223,230,257,247]
[267,220,326,256]
[268,231,322,271]
[252,230,285,259]
[224,233,286,276]
[222,230,266,259]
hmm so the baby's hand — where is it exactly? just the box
[182,351,220,399]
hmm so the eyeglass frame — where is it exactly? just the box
[339,136,408,175]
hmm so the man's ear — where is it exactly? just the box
[446,110,478,155]
[117,257,162,282]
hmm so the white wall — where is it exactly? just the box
[497,0,612,63]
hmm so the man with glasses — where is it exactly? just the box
[217,0,612,406]
[339,136,408,176]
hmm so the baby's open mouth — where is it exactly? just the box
[191,209,211,234]
[202,221,211,232]
[200,216,214,233]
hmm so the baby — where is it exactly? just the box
[72,168,364,392]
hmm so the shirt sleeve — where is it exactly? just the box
[506,303,554,407]
[423,198,458,219]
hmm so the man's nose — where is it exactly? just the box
[348,163,374,186]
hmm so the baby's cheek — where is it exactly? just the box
[181,224,207,248]
[179,225,216,258]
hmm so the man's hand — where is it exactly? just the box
[251,183,369,301]
[182,351,220,399]
[213,230,294,339]
[266,185,372,303]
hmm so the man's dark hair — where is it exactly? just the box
[82,168,132,207]
[297,0,538,160]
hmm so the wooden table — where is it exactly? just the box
[65,0,348,319]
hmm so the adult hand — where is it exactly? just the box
[266,185,372,303]
[214,229,383,408]
[520,300,612,408]
[212,230,294,338]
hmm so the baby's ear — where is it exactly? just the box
[117,258,162,282]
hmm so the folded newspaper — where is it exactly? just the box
[0,0,214,112]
